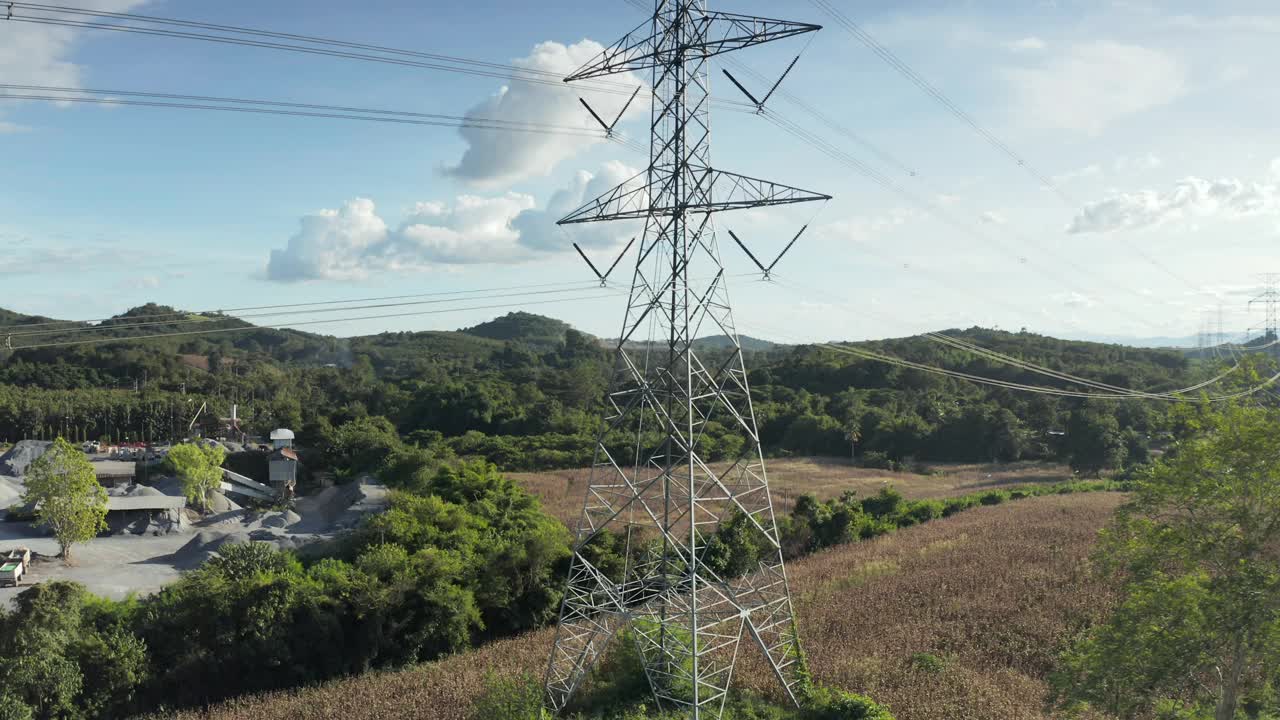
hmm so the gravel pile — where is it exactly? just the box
[0,476,24,509]
[0,440,51,477]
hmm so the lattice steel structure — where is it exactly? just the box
[1249,274,1280,348]
[544,3,828,718]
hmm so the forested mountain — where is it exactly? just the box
[0,303,1263,475]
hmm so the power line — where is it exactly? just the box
[768,276,1256,399]
[3,7,634,97]
[9,292,626,350]
[8,272,760,333]
[5,286,622,339]
[0,90,648,152]
[760,111,1163,331]
[1,4,759,116]
[747,317,1280,403]
[8,278,614,329]
[806,0,1203,293]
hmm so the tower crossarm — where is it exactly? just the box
[558,168,830,225]
[565,11,820,82]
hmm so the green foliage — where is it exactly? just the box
[361,461,572,636]
[165,442,225,511]
[907,652,949,674]
[776,481,1114,560]
[0,457,572,718]
[469,672,553,720]
[1064,404,1127,476]
[1053,404,1280,720]
[803,686,895,720]
[0,310,1212,475]
[0,582,146,720]
[21,438,107,561]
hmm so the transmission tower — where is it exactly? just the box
[1249,274,1280,353]
[544,3,828,718]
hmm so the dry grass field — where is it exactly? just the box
[179,492,1122,720]
[512,458,1077,526]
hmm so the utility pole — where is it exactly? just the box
[545,3,828,718]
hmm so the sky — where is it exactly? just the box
[3,0,1280,346]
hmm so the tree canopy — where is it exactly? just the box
[166,443,226,511]
[1054,404,1280,719]
[21,438,107,562]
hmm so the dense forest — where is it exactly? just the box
[0,303,1267,476]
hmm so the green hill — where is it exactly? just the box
[460,311,577,348]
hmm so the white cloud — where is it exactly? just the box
[1003,42,1186,134]
[511,160,644,252]
[0,0,147,126]
[445,40,646,187]
[979,211,1007,225]
[1005,36,1047,52]
[266,163,640,281]
[1068,170,1280,234]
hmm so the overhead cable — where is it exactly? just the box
[9,292,627,350]
[806,0,1203,293]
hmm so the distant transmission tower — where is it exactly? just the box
[545,3,829,718]
[1249,274,1280,356]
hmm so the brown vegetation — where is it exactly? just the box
[179,492,1120,720]
[512,458,1077,527]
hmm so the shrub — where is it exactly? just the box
[468,672,551,720]
[859,487,906,521]
[941,496,977,517]
[978,490,1009,506]
[858,451,894,471]
[805,686,896,720]
[903,500,943,525]
[908,652,948,674]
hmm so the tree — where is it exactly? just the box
[1053,404,1280,720]
[21,438,107,563]
[167,443,226,511]
[1063,405,1126,476]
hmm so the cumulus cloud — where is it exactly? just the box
[511,160,644,251]
[445,40,646,187]
[1003,42,1186,134]
[1068,172,1280,234]
[266,164,641,282]
[267,199,390,282]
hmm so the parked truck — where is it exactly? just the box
[0,547,31,587]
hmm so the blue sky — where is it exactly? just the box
[3,0,1280,345]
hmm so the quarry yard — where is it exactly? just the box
[0,440,389,604]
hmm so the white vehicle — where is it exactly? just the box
[0,548,31,588]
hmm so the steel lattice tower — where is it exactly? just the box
[544,2,829,718]
[1249,274,1280,344]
